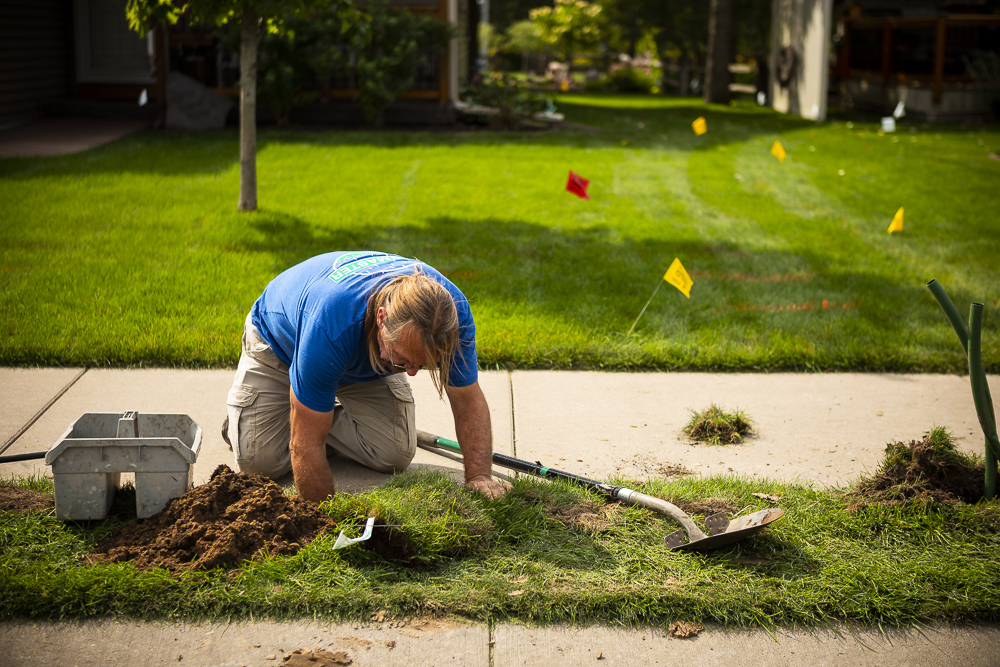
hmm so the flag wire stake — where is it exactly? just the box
[627,279,664,336]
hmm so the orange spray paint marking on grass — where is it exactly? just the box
[726,300,861,313]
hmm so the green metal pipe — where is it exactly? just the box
[968,304,999,499]
[968,304,998,448]
[927,281,998,500]
[927,279,969,353]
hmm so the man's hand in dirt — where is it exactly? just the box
[466,474,511,499]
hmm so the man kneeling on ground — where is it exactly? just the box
[223,250,511,502]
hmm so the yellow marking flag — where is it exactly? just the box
[771,140,786,162]
[692,117,707,136]
[664,257,693,298]
[887,207,904,233]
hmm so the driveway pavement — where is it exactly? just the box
[0,118,150,158]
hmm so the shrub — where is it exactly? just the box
[355,1,452,125]
[243,2,450,126]
[603,65,658,94]
[460,72,551,129]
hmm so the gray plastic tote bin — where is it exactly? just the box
[45,411,202,520]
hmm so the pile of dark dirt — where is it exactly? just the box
[848,432,985,511]
[91,465,334,573]
[0,484,54,513]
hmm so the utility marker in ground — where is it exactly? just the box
[692,117,707,136]
[888,207,904,233]
[771,140,787,162]
[627,258,693,336]
[566,170,591,200]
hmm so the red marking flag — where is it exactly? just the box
[566,171,590,200]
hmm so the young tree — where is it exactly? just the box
[530,0,602,65]
[125,0,357,212]
[504,20,546,72]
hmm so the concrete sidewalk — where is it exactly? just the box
[2,367,999,666]
[2,368,996,489]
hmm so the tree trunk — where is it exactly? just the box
[238,2,260,212]
[704,0,734,105]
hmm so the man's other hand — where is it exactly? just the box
[466,474,511,499]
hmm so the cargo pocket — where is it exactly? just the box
[226,384,259,464]
[386,375,416,459]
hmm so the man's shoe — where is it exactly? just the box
[221,416,232,450]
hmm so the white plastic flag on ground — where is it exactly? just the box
[893,101,905,118]
[138,89,148,106]
[627,258,693,335]
[771,140,786,162]
[887,207,904,233]
[333,517,375,550]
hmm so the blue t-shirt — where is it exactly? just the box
[250,251,478,412]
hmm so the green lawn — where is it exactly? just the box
[1,95,998,371]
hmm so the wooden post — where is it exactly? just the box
[933,16,947,104]
[881,21,892,85]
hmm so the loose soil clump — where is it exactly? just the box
[282,648,352,666]
[0,484,54,513]
[671,497,738,518]
[848,431,985,511]
[91,465,334,573]
[682,404,755,446]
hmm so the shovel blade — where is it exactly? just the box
[666,508,784,552]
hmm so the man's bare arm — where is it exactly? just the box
[446,381,510,499]
[289,389,336,503]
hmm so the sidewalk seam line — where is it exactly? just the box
[0,367,89,455]
[488,617,495,667]
[509,370,516,460]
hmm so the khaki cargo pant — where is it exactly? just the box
[225,313,416,480]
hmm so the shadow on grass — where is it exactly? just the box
[230,210,960,370]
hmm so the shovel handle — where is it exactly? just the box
[416,430,708,540]
[417,430,620,494]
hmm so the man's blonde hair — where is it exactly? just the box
[365,268,460,397]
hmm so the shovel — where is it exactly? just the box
[416,431,783,552]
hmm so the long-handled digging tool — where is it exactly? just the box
[416,431,784,552]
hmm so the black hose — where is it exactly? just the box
[0,451,47,464]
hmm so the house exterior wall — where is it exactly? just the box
[0,0,74,128]
[770,0,833,121]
